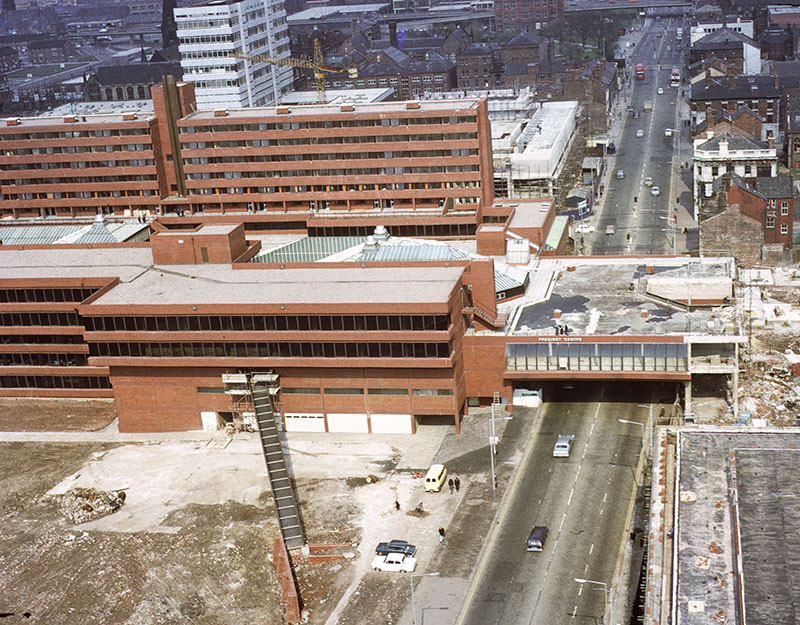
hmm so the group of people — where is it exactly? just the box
[447,476,461,494]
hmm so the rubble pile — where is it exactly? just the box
[739,333,800,425]
[58,487,126,524]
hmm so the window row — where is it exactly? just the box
[0,287,97,303]
[84,314,450,333]
[0,375,111,389]
[0,312,81,327]
[181,116,476,134]
[0,334,85,344]
[181,148,476,161]
[281,387,453,396]
[506,343,688,372]
[3,159,155,171]
[0,128,150,140]
[88,341,451,359]
[0,353,88,366]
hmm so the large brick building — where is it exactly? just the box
[0,79,495,237]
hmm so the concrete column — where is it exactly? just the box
[732,343,739,420]
[684,380,692,417]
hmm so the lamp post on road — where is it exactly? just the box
[411,571,440,625]
[574,577,612,625]
[638,403,654,463]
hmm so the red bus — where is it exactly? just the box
[635,63,645,80]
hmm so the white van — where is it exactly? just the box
[424,463,447,492]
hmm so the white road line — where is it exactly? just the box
[568,487,575,506]
[559,512,567,532]
[600,508,604,515]
[584,563,589,574]
[603,492,608,503]
[589,543,595,555]
[577,586,583,597]
[572,605,578,617]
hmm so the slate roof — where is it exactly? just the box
[360,49,453,76]
[503,31,542,47]
[0,45,16,56]
[696,131,768,151]
[755,175,792,198]
[28,38,65,50]
[692,27,756,50]
[460,42,499,57]
[772,60,800,88]
[759,26,791,45]
[695,106,763,135]
[601,61,617,87]
[93,62,182,86]
[691,73,780,100]
[731,173,767,200]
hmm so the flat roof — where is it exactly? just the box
[90,265,464,307]
[183,98,480,120]
[506,200,553,229]
[156,224,239,236]
[287,3,388,20]
[677,431,800,625]
[503,257,739,338]
[0,248,153,281]
[280,88,395,105]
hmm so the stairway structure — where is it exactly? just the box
[222,372,305,550]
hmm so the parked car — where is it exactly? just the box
[575,223,596,234]
[657,87,664,95]
[371,552,417,572]
[605,225,616,235]
[616,169,624,179]
[636,129,644,138]
[651,186,660,196]
[375,540,417,557]
[644,176,653,186]
[664,128,673,137]
[607,141,616,154]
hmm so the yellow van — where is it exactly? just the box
[424,463,447,492]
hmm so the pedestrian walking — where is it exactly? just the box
[438,527,446,542]
[395,500,400,511]
[454,477,460,492]
[416,502,424,515]
[448,478,454,494]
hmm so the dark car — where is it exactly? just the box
[526,526,549,552]
[376,539,417,557]
[607,141,616,154]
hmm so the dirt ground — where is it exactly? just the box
[0,399,117,432]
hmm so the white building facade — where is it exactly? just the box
[175,0,293,110]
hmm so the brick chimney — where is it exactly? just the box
[705,69,712,86]
[728,68,734,89]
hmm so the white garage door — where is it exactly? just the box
[284,413,326,433]
[327,413,369,433]
[370,414,413,434]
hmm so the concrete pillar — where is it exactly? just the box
[684,380,692,417]
[732,343,739,420]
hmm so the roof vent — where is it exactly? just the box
[363,234,378,250]
[277,107,290,115]
[213,109,228,117]
[406,101,420,109]
[122,113,136,121]
[5,117,20,126]
[340,104,354,112]
[373,225,389,241]
[63,115,78,123]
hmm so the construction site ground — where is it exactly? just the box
[0,400,528,625]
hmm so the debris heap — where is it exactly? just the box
[59,487,126,524]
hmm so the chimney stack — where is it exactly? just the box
[705,69,712,86]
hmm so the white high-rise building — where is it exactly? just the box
[175,0,293,110]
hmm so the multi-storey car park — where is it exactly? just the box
[0,209,745,433]
[0,79,494,238]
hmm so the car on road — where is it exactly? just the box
[636,129,644,138]
[664,128,673,137]
[657,87,664,95]
[375,540,417,557]
[616,169,624,179]
[526,526,549,552]
[553,434,575,458]
[644,176,653,186]
[575,223,595,234]
[651,186,660,196]
[605,225,616,235]
[372,552,417,572]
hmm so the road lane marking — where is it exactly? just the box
[572,605,578,617]
[584,563,589,573]
[568,487,575,506]
[577,586,583,597]
[589,543,595,555]
[603,493,608,503]
[560,511,567,532]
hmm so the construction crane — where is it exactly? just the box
[232,39,357,104]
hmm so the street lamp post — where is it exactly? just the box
[638,403,654,463]
[574,577,612,625]
[411,571,440,625]
[489,400,513,502]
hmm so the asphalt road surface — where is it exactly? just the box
[590,18,687,255]
[459,384,648,625]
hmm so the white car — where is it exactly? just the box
[664,128,673,137]
[575,223,595,234]
[636,129,644,138]
[657,87,664,95]
[651,186,661,196]
[644,176,653,186]
[605,225,616,235]
[371,552,417,573]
